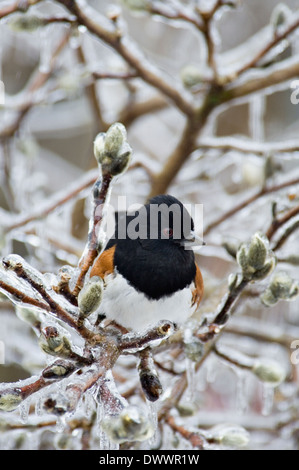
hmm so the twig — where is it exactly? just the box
[224,57,299,102]
[271,219,299,251]
[204,175,299,236]
[72,173,113,297]
[231,16,299,79]
[55,0,194,117]
[0,30,71,140]
[165,415,206,450]
[0,278,50,312]
[149,2,204,33]
[5,169,98,233]
[2,257,94,340]
[266,204,299,241]
[196,136,299,156]
[0,0,42,19]
[120,321,174,351]
[76,43,107,132]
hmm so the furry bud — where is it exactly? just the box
[180,65,203,88]
[211,424,250,448]
[94,123,132,176]
[39,327,72,358]
[236,232,276,281]
[0,389,22,412]
[9,14,45,32]
[101,406,154,443]
[252,358,286,386]
[78,276,103,317]
[260,271,299,306]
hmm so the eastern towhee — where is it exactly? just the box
[90,195,204,333]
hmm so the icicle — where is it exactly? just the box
[261,383,275,416]
[147,400,158,448]
[96,400,112,450]
[19,398,31,424]
[249,95,266,142]
[56,415,67,433]
[39,25,54,74]
[235,368,249,415]
[185,357,196,402]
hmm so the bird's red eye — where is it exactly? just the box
[163,228,173,238]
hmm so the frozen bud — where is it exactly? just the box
[242,157,265,187]
[43,396,68,416]
[180,65,203,88]
[260,271,299,306]
[252,358,286,386]
[176,401,196,417]
[42,360,75,379]
[104,122,127,155]
[247,232,268,270]
[93,123,132,176]
[9,14,45,32]
[138,354,162,403]
[211,424,250,448]
[270,4,291,34]
[237,232,276,281]
[139,371,162,402]
[121,0,150,11]
[101,406,154,443]
[39,327,72,358]
[0,389,22,412]
[251,258,276,281]
[184,338,204,362]
[93,133,106,161]
[78,276,103,317]
[15,306,42,328]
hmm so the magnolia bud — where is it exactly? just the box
[9,14,45,32]
[15,306,42,328]
[101,406,154,443]
[0,389,22,412]
[78,276,103,317]
[252,359,286,386]
[42,360,75,379]
[211,424,250,448]
[180,65,203,88]
[39,327,72,358]
[247,232,268,270]
[121,0,150,11]
[93,123,132,176]
[260,271,299,306]
[236,232,276,281]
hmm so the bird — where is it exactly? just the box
[89,194,204,333]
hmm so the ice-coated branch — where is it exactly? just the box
[0,358,79,412]
[55,0,194,117]
[165,414,206,450]
[228,15,299,80]
[138,348,162,402]
[0,0,43,20]
[1,255,94,340]
[72,123,132,297]
[120,320,175,351]
[266,203,299,242]
[0,30,71,140]
[204,175,299,236]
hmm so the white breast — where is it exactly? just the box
[99,272,195,332]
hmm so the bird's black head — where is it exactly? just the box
[109,194,201,249]
[144,194,195,246]
[109,194,200,299]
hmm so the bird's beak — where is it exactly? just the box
[181,231,205,248]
